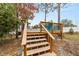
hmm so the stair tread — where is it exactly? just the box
[27,42,48,48]
[27,46,50,55]
[27,32,46,35]
[27,38,46,43]
[22,32,55,56]
[39,52,56,56]
[27,36,45,39]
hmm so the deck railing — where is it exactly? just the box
[40,23,55,52]
[21,23,27,56]
[40,21,63,52]
[40,21,63,40]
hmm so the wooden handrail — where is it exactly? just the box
[40,21,63,33]
[41,21,62,25]
[41,21,53,24]
[40,21,63,53]
[41,24,55,40]
[21,23,27,45]
[40,24,55,53]
[21,23,27,56]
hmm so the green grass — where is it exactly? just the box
[63,33,79,41]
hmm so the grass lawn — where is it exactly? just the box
[63,33,79,41]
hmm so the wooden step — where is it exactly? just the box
[27,36,46,39]
[27,32,47,36]
[27,42,49,48]
[27,38,47,44]
[22,32,56,56]
[27,46,50,56]
[39,52,56,56]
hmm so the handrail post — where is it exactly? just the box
[50,38,52,53]
[61,24,63,43]
[51,22,54,34]
[47,34,53,53]
[47,34,49,43]
[24,45,27,56]
[40,22,42,32]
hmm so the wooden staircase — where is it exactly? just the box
[21,21,63,56]
[22,32,56,56]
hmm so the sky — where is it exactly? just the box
[30,3,79,26]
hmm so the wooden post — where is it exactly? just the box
[47,34,50,43]
[61,24,63,42]
[40,22,42,32]
[49,37,53,53]
[52,22,54,34]
[24,45,27,56]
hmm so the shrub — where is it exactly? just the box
[0,4,20,41]
[69,27,74,34]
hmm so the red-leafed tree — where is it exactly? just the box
[15,3,38,38]
[16,3,37,20]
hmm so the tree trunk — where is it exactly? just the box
[16,11,19,39]
[21,20,25,35]
[16,27,18,39]
[45,9,46,22]
[45,3,47,22]
[58,3,60,23]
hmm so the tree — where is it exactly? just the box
[61,19,77,27]
[0,4,20,40]
[16,3,37,20]
[38,3,54,22]
[52,3,67,23]
[69,27,74,34]
[37,3,66,22]
[33,24,39,29]
[16,3,38,37]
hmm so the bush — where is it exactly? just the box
[69,27,74,34]
[0,4,21,41]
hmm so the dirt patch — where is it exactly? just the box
[0,34,79,56]
[0,38,21,56]
[52,40,73,56]
[63,40,79,56]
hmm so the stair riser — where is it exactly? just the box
[27,44,49,50]
[27,34,46,36]
[27,37,46,40]
[22,32,53,56]
[27,40,47,44]
[27,32,47,36]
[28,49,50,56]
